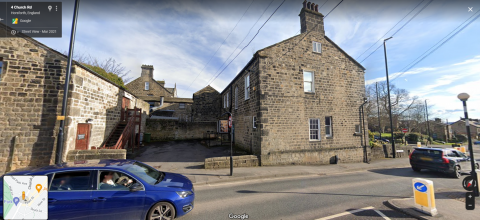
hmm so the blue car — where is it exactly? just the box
[474,140,480,145]
[1,159,194,220]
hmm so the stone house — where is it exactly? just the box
[420,118,452,141]
[0,23,149,174]
[219,2,368,166]
[125,65,193,120]
[451,119,480,139]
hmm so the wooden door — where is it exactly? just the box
[75,123,91,150]
[121,97,130,121]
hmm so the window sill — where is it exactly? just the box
[309,140,321,142]
[353,133,362,136]
[325,136,333,139]
[304,92,315,94]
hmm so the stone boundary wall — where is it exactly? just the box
[370,144,415,160]
[146,119,216,141]
[205,155,259,169]
[66,149,126,161]
[260,146,365,166]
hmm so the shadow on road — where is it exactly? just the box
[368,167,454,179]
[235,190,408,198]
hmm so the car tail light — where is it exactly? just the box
[442,152,449,164]
[409,149,415,160]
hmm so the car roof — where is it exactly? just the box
[414,147,447,151]
[5,159,139,175]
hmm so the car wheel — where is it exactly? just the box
[147,202,176,220]
[412,166,421,172]
[452,165,461,179]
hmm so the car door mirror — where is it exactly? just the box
[129,182,144,192]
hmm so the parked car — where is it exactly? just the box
[381,138,390,143]
[0,159,195,220]
[474,140,480,145]
[409,147,479,178]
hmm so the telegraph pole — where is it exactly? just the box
[425,99,431,145]
[55,0,80,164]
[376,82,381,140]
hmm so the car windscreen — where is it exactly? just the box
[413,149,442,158]
[125,162,161,185]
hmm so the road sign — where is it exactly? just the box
[228,116,232,128]
[463,176,477,191]
[402,128,408,133]
[412,178,437,216]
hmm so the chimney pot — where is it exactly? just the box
[303,0,307,8]
[307,2,311,10]
[315,4,318,12]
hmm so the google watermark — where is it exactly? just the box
[229,213,249,220]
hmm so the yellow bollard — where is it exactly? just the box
[417,142,421,148]
[412,178,437,216]
[460,146,466,153]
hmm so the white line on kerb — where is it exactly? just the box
[315,206,375,220]
[374,209,391,220]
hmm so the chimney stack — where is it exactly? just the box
[141,64,154,78]
[299,1,324,34]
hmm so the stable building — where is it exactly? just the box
[0,23,149,174]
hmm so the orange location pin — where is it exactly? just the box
[36,184,42,193]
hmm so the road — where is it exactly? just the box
[181,166,466,220]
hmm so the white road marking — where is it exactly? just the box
[374,209,391,220]
[315,206,375,220]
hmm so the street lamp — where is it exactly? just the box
[457,93,479,196]
[383,36,395,158]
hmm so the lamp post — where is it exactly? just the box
[458,93,479,197]
[376,82,381,140]
[383,37,395,158]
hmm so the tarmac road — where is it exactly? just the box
[180,167,465,220]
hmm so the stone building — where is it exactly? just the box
[220,2,368,166]
[451,119,480,139]
[420,118,452,141]
[0,23,149,174]
[125,65,194,119]
[192,85,221,122]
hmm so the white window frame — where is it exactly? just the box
[179,103,185,109]
[160,97,164,106]
[303,71,314,93]
[253,116,257,129]
[224,95,226,108]
[313,41,321,53]
[245,75,250,100]
[227,92,229,108]
[145,82,149,90]
[355,124,361,134]
[235,87,238,109]
[309,118,320,141]
[325,116,332,137]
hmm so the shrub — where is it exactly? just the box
[455,135,468,143]
[394,139,403,144]
[406,133,420,143]
[393,132,404,139]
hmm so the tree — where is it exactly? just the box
[365,81,419,133]
[64,52,132,84]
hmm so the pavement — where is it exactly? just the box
[386,188,480,220]
[133,141,480,219]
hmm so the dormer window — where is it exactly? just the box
[312,41,321,53]
[145,82,150,90]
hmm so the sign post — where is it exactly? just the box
[220,112,233,176]
[412,178,437,216]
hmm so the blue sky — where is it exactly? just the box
[34,0,480,123]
